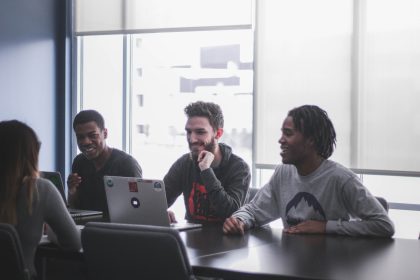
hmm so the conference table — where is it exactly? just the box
[181,225,420,280]
[37,224,420,280]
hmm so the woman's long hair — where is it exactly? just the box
[0,120,40,224]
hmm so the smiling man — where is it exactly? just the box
[67,110,142,220]
[223,105,395,237]
[164,101,250,223]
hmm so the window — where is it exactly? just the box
[73,0,420,239]
[74,0,254,219]
[130,30,253,178]
[253,0,420,239]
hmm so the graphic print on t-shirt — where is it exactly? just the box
[188,182,220,222]
[285,192,326,226]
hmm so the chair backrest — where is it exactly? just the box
[82,222,194,280]
[0,223,31,280]
[375,196,389,213]
[245,187,259,204]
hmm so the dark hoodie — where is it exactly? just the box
[164,143,251,222]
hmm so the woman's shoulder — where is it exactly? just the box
[35,177,60,198]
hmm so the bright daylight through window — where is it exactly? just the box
[74,0,420,239]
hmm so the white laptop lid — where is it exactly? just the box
[104,176,170,227]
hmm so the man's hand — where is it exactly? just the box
[197,151,215,171]
[67,173,82,195]
[223,217,245,235]
[168,210,177,223]
[283,220,327,234]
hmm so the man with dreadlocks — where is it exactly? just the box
[223,105,394,237]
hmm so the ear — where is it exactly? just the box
[103,128,108,139]
[305,136,315,148]
[215,128,224,140]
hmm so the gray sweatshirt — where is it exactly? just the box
[15,178,81,276]
[233,160,395,237]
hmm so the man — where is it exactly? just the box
[223,105,394,237]
[164,101,251,223]
[67,110,142,220]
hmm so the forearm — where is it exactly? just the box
[232,182,281,229]
[232,207,256,229]
[326,217,395,237]
[201,168,249,218]
[337,178,395,237]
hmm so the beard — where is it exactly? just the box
[189,137,217,162]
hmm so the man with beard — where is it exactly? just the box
[223,105,394,237]
[67,110,142,220]
[164,101,251,223]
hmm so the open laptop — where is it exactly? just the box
[103,176,202,231]
[40,171,103,220]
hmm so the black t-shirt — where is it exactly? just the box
[70,149,142,219]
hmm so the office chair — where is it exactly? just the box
[0,223,31,280]
[82,222,195,280]
[245,187,259,203]
[375,196,389,213]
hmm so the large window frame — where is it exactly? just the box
[70,0,420,239]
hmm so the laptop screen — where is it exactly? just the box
[40,171,68,206]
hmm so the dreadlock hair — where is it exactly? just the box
[184,101,224,131]
[288,105,336,159]
[73,109,105,131]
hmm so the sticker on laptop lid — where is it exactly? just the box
[128,181,138,192]
[105,178,114,187]
[153,181,163,191]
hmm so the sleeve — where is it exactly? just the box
[200,160,251,218]
[232,169,282,229]
[43,181,82,251]
[325,177,395,237]
[163,157,185,207]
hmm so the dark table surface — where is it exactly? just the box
[37,224,420,280]
[180,225,420,280]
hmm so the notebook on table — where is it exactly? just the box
[103,176,202,231]
[40,171,103,221]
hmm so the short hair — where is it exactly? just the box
[73,110,105,130]
[288,105,336,159]
[184,101,224,131]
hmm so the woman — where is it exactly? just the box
[0,120,81,278]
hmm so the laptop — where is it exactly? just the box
[40,171,103,220]
[103,176,202,231]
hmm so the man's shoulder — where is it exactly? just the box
[34,177,61,199]
[110,148,131,158]
[109,148,138,163]
[323,160,352,173]
[166,153,193,174]
[320,160,357,182]
[173,153,193,166]
[109,148,142,170]
[228,152,250,170]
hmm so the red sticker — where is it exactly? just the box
[128,181,138,192]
